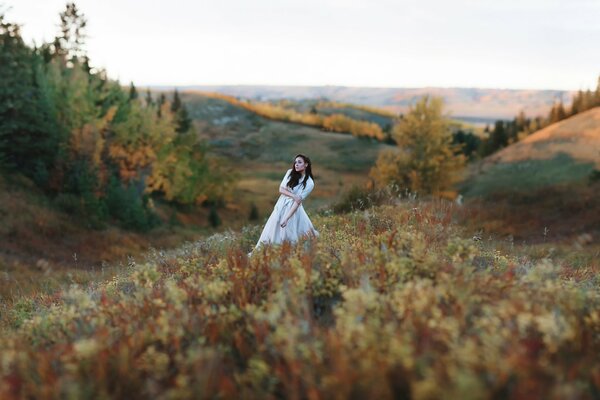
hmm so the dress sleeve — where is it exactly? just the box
[300,178,314,200]
[279,169,292,189]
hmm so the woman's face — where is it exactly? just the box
[294,157,307,173]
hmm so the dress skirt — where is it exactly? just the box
[254,195,319,250]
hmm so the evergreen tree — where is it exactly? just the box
[547,100,568,123]
[570,91,583,116]
[556,101,567,121]
[0,14,61,179]
[157,93,166,118]
[452,130,481,160]
[53,2,87,63]
[171,89,182,112]
[171,89,191,133]
[129,82,138,100]
[145,88,153,106]
[485,120,508,154]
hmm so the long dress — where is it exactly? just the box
[253,169,319,251]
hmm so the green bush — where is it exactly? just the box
[105,176,160,232]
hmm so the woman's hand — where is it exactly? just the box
[280,219,288,228]
[294,194,302,204]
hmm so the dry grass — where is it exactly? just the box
[484,107,600,168]
[1,199,599,399]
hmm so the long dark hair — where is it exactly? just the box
[287,154,313,190]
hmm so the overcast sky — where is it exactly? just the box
[4,0,600,90]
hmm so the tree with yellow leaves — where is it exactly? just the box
[370,95,465,196]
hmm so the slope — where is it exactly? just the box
[462,107,600,198]
[458,107,600,241]
[181,91,393,213]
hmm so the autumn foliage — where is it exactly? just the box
[202,92,387,141]
[0,5,231,230]
[1,199,599,399]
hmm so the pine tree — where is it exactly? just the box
[171,89,192,133]
[570,91,583,116]
[171,89,182,112]
[129,82,138,100]
[145,89,153,106]
[0,14,61,179]
[488,120,508,152]
[157,93,166,118]
[53,2,87,64]
[556,101,567,121]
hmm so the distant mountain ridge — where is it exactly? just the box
[153,85,574,122]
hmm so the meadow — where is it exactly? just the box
[1,193,599,399]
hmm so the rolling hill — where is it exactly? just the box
[160,85,574,123]
[458,107,600,241]
[180,91,393,213]
[462,107,600,197]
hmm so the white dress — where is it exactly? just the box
[253,169,319,251]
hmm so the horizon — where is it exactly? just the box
[149,83,575,92]
[5,0,600,92]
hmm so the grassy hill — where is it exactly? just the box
[1,199,599,398]
[458,107,600,241]
[0,174,221,302]
[461,107,600,198]
[181,91,393,214]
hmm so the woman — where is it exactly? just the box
[251,154,319,253]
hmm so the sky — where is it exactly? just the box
[4,0,600,91]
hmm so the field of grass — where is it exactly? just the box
[1,197,599,398]
[460,153,596,198]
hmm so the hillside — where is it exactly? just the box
[180,91,393,213]
[0,90,392,300]
[0,174,220,301]
[164,85,574,122]
[458,107,600,241]
[1,199,599,398]
[462,107,600,197]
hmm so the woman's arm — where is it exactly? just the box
[280,200,301,228]
[279,186,302,202]
[281,178,313,228]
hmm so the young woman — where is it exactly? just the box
[251,154,319,253]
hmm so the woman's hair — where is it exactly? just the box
[287,154,313,190]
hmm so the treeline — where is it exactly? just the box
[203,92,387,141]
[477,77,600,157]
[0,4,230,231]
[310,100,397,119]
